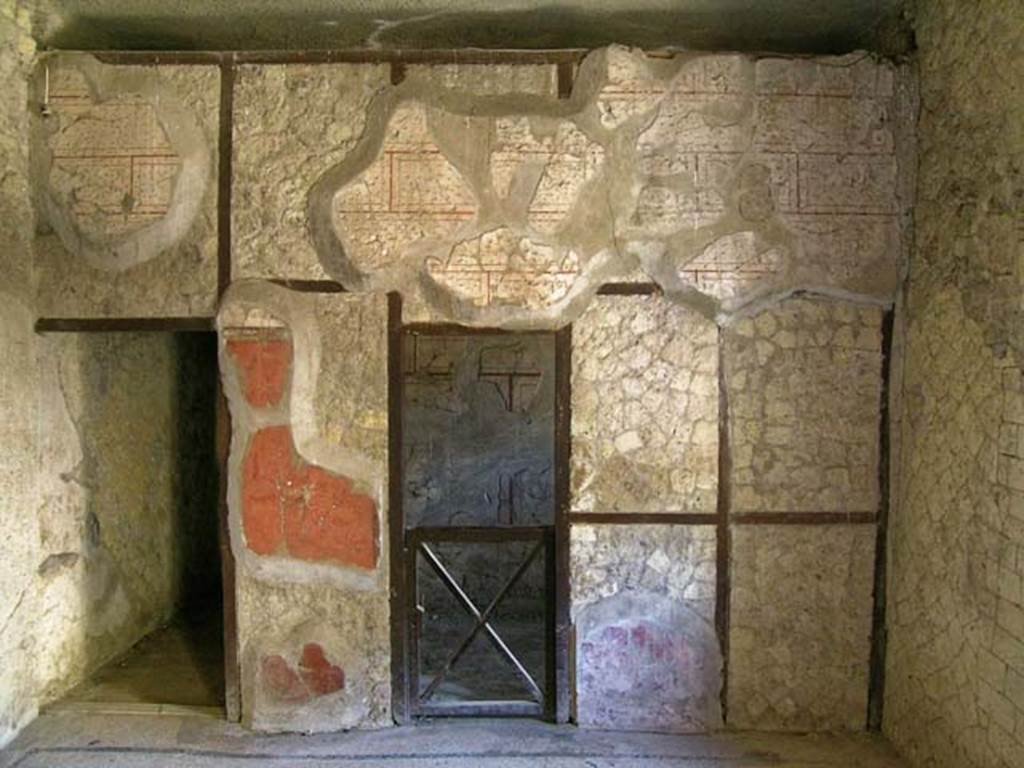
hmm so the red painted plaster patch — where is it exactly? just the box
[241,426,380,569]
[298,643,346,695]
[261,654,311,704]
[227,338,292,408]
[261,645,345,704]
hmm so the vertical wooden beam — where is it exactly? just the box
[867,308,895,731]
[387,292,411,723]
[553,325,573,723]
[217,57,235,299]
[215,381,241,722]
[556,60,574,99]
[215,57,240,723]
[715,325,732,725]
[390,61,407,86]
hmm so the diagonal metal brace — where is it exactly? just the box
[418,541,544,704]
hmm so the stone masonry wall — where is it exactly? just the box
[722,296,884,731]
[885,1,1024,766]
[13,47,911,736]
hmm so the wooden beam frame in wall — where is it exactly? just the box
[867,308,895,731]
[34,48,898,733]
[388,316,573,723]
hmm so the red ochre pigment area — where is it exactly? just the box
[242,425,379,570]
[227,338,293,407]
[261,643,345,703]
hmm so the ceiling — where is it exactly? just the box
[37,0,913,55]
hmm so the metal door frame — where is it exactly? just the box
[387,295,571,723]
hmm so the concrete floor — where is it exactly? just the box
[49,612,224,715]
[1,713,909,768]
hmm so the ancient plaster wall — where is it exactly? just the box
[885,1,1024,766]
[218,283,390,732]
[228,49,911,329]
[0,1,40,745]
[24,47,912,735]
[571,524,721,731]
[32,54,219,318]
[33,332,220,704]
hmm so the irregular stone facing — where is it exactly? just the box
[34,57,219,317]
[728,524,875,731]
[232,63,389,280]
[570,524,717,623]
[886,3,1024,763]
[572,294,718,514]
[571,524,720,731]
[290,46,908,327]
[724,298,883,514]
[241,425,379,570]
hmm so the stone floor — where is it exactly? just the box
[50,611,224,714]
[0,713,909,768]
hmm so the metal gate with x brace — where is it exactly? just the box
[406,526,556,718]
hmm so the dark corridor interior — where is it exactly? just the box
[55,332,225,713]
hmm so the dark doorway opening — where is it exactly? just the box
[53,331,226,714]
[390,323,570,721]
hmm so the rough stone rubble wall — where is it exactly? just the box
[884,0,1024,766]
[22,48,911,735]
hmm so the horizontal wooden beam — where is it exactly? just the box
[596,282,661,296]
[403,322,553,336]
[35,317,214,333]
[569,512,717,526]
[731,511,877,525]
[92,49,587,67]
[268,279,347,293]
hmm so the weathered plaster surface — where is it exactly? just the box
[572,294,718,514]
[724,297,884,514]
[225,48,913,328]
[571,524,721,731]
[232,63,389,281]
[33,55,219,317]
[218,282,390,731]
[728,524,875,731]
[885,3,1024,764]
[0,1,40,745]
[33,333,219,704]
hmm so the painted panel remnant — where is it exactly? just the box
[242,425,379,570]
